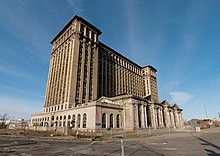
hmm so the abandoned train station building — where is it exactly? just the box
[31,16,183,132]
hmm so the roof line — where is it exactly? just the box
[50,15,102,44]
[99,42,142,69]
[143,65,157,72]
[50,16,157,71]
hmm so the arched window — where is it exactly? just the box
[67,115,71,127]
[68,115,71,120]
[63,121,66,127]
[83,113,87,128]
[102,113,106,128]
[59,121,61,127]
[71,114,75,128]
[77,114,81,128]
[110,114,113,128]
[116,114,120,128]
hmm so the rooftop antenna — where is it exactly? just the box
[204,104,208,119]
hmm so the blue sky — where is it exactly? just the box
[0,0,220,120]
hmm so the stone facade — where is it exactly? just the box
[31,15,183,131]
[32,95,183,131]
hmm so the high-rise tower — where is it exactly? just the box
[44,16,101,110]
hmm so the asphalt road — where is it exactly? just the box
[0,129,220,156]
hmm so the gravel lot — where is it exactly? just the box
[0,128,219,156]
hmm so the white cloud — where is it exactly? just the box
[67,0,84,15]
[169,91,193,106]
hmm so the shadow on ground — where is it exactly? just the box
[193,135,220,156]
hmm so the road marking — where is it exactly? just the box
[163,148,176,150]
[145,142,158,145]
[121,140,124,156]
[88,141,96,146]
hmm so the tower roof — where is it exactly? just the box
[142,65,157,72]
[51,15,102,44]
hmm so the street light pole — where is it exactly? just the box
[204,104,208,119]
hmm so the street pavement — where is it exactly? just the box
[0,128,220,156]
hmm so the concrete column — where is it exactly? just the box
[171,111,175,128]
[76,115,78,128]
[106,113,110,128]
[179,112,183,127]
[151,104,156,129]
[123,104,126,129]
[141,104,145,128]
[129,103,135,130]
[178,113,181,128]
[154,108,159,128]
[158,108,161,128]
[81,114,84,129]
[59,117,62,127]
[62,117,65,127]
[159,108,164,128]
[114,114,117,128]
[174,110,179,128]
[134,104,139,128]
[169,111,172,127]
[157,108,160,128]
[144,105,148,128]
[165,107,170,128]
[65,116,68,127]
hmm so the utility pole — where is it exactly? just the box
[204,104,208,119]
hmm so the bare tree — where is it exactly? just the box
[0,113,10,128]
